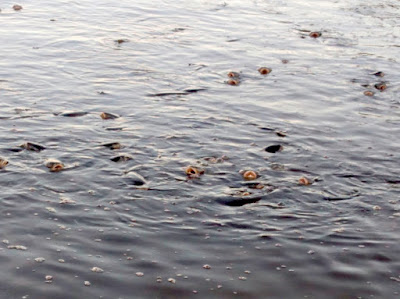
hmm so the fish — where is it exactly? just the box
[60,112,89,117]
[100,112,119,120]
[110,154,133,162]
[102,142,122,150]
[0,158,9,169]
[20,142,46,152]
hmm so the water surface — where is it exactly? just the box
[1,0,400,298]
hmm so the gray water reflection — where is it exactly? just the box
[1,0,400,298]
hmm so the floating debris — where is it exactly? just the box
[102,142,122,150]
[281,59,289,64]
[265,144,283,153]
[91,267,104,273]
[13,4,23,11]
[203,264,211,269]
[100,112,119,120]
[20,142,46,152]
[374,82,387,91]
[238,276,247,281]
[185,166,204,178]
[45,159,64,172]
[84,281,91,286]
[110,154,133,162]
[258,67,272,75]
[0,158,8,169]
[34,257,46,263]
[372,71,384,77]
[309,31,321,38]
[242,170,258,181]
[364,91,374,96]
[298,177,312,186]
[136,272,144,277]
[168,278,176,284]
[8,245,27,250]
[227,79,240,86]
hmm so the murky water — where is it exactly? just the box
[1,0,400,298]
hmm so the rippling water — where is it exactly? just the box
[1,0,400,298]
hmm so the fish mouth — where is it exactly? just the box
[50,164,64,172]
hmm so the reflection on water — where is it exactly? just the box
[1,0,400,298]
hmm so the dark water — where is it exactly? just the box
[1,0,400,298]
